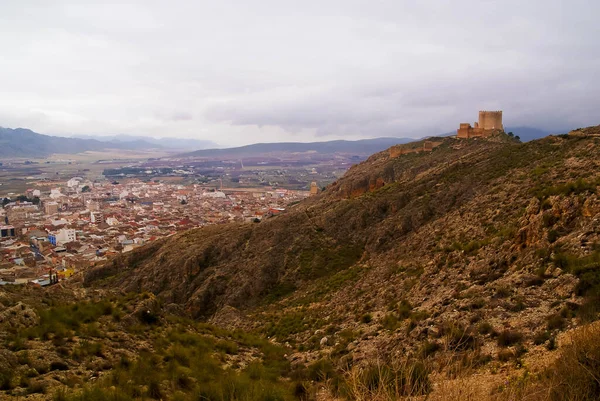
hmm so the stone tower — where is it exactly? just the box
[478,111,503,130]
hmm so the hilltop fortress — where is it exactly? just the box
[389,110,504,159]
[457,110,504,138]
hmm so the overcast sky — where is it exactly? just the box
[0,1,598,146]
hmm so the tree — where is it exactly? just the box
[507,131,514,137]
[515,135,521,142]
[81,185,91,193]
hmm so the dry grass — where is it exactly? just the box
[340,358,430,401]
[332,322,600,401]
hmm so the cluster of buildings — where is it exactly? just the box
[0,178,309,286]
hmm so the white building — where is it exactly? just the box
[49,228,76,246]
[87,200,101,212]
[203,191,227,198]
[67,177,83,188]
[90,212,104,224]
[106,217,120,226]
[50,188,63,199]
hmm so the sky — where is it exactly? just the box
[0,0,598,147]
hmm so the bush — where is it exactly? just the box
[547,313,567,331]
[440,323,478,351]
[50,361,69,371]
[419,341,441,358]
[0,371,14,390]
[397,299,413,319]
[139,309,159,325]
[308,359,336,382]
[477,321,495,335]
[360,313,373,324]
[546,325,600,400]
[497,330,523,347]
[548,229,560,243]
[497,349,515,362]
[533,331,551,345]
[345,360,431,398]
[381,314,399,331]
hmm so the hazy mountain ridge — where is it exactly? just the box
[0,125,559,159]
[176,137,417,158]
[177,126,559,159]
[0,127,163,158]
[73,134,218,150]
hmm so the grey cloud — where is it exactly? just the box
[0,0,598,145]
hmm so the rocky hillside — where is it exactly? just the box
[86,127,600,365]
[4,126,599,400]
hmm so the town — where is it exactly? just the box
[0,177,312,287]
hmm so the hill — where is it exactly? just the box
[176,137,416,158]
[82,126,600,397]
[0,127,163,158]
[2,126,600,400]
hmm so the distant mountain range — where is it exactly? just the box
[0,127,153,158]
[0,127,216,158]
[177,137,418,158]
[72,134,218,151]
[0,125,563,159]
[504,126,559,142]
[175,127,561,159]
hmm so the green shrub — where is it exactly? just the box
[215,339,239,355]
[397,299,413,319]
[534,178,599,199]
[308,359,336,382]
[497,330,523,347]
[0,371,14,390]
[419,341,441,358]
[547,313,567,331]
[50,361,69,371]
[360,313,373,324]
[497,349,515,362]
[381,314,399,331]
[477,321,494,335]
[442,323,478,351]
[350,360,431,397]
[533,331,551,345]
[548,229,560,243]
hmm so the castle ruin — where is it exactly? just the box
[389,140,443,158]
[457,111,503,138]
